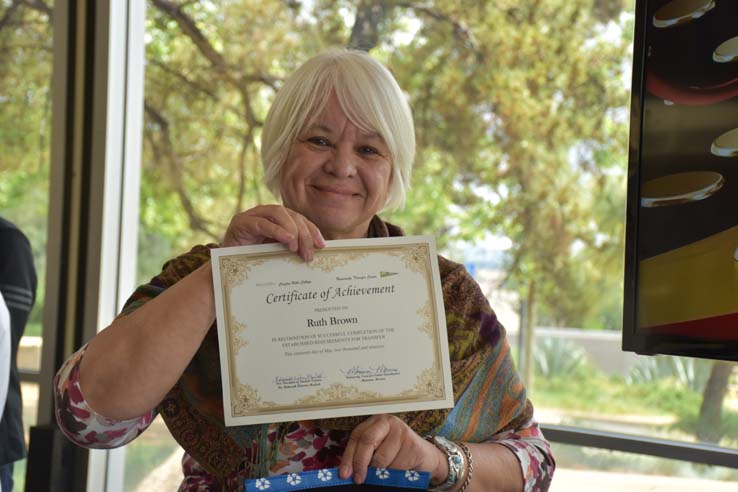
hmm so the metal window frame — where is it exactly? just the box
[542,424,738,470]
[30,0,145,491]
[84,0,146,490]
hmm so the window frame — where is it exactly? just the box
[30,0,145,490]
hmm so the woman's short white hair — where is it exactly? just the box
[261,49,415,211]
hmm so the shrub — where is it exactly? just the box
[627,356,712,393]
[534,337,590,379]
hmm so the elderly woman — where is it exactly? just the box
[54,50,555,491]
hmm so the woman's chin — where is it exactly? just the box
[313,216,369,240]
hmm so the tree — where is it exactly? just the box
[696,361,735,444]
[0,0,53,335]
[2,0,634,338]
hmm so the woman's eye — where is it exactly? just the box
[307,137,330,147]
[358,146,379,155]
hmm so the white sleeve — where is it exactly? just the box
[0,291,10,424]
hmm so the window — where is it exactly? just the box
[20,0,736,488]
[0,1,54,489]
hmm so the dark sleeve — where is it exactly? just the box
[0,226,37,343]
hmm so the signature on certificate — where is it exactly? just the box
[274,373,324,389]
[340,365,401,381]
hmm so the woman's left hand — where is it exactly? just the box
[339,414,448,484]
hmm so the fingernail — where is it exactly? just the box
[354,473,363,484]
[339,465,350,479]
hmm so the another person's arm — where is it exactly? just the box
[0,292,10,422]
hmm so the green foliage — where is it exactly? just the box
[625,378,738,445]
[12,458,26,491]
[136,0,638,337]
[628,356,713,394]
[533,366,703,420]
[1,0,637,332]
[0,1,51,336]
[534,337,590,379]
[674,405,738,443]
[0,4,53,176]
[534,360,738,447]
[628,380,704,423]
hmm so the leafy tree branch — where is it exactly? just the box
[144,100,219,241]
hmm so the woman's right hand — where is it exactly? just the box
[221,205,326,261]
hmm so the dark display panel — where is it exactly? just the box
[623,0,738,360]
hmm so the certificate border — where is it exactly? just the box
[211,236,454,426]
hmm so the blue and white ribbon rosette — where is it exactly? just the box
[245,467,431,491]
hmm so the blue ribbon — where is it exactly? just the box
[245,467,431,491]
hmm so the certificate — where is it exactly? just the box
[211,236,454,426]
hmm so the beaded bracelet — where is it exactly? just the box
[456,442,474,492]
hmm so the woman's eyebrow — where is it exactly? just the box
[306,124,334,134]
[361,131,384,142]
[306,124,384,143]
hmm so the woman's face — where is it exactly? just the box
[280,95,392,240]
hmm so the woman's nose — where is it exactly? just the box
[323,144,358,177]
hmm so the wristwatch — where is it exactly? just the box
[425,435,465,492]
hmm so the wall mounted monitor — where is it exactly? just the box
[623,0,738,361]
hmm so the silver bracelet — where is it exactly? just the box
[456,441,474,492]
[425,435,465,492]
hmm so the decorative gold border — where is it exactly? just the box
[218,242,447,417]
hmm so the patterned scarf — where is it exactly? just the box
[122,216,531,487]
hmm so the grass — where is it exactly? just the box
[532,368,738,479]
[12,458,26,491]
[24,321,42,338]
[123,441,179,491]
[534,373,673,416]
[8,443,176,492]
[122,417,181,491]
[532,370,707,419]
[534,367,738,481]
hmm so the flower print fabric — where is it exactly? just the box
[55,346,553,491]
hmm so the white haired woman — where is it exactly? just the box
[54,49,555,492]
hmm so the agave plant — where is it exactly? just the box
[534,337,590,378]
[627,355,712,393]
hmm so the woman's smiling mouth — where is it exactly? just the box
[311,184,360,198]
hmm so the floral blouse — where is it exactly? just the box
[55,345,555,492]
